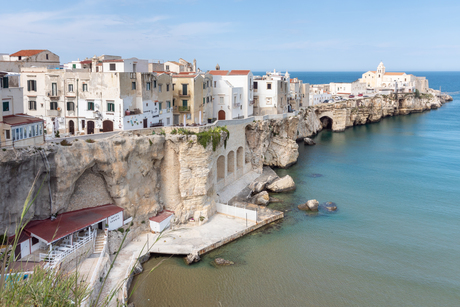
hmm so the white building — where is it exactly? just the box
[0,49,60,72]
[360,62,429,93]
[1,72,44,148]
[164,58,196,73]
[310,85,332,105]
[253,70,290,115]
[329,80,367,96]
[209,70,254,120]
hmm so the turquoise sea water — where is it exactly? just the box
[131,72,460,307]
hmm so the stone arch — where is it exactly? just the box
[217,155,225,180]
[237,146,243,170]
[218,110,226,120]
[69,120,75,135]
[227,151,235,174]
[320,116,333,129]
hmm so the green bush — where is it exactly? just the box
[85,139,95,143]
[196,126,230,151]
[60,139,72,146]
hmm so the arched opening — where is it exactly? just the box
[398,99,404,108]
[69,120,75,135]
[237,147,243,170]
[87,121,95,134]
[103,120,113,132]
[227,151,235,174]
[320,116,333,130]
[218,110,226,120]
[217,155,225,180]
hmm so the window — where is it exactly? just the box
[159,102,162,110]
[27,80,37,91]
[146,82,151,91]
[253,82,258,89]
[166,65,170,71]
[203,83,206,90]
[166,84,169,91]
[214,81,217,88]
[2,76,8,89]
[82,120,85,129]
[88,101,94,110]
[52,83,57,96]
[18,56,22,60]
[167,101,171,108]
[133,63,137,72]
[68,84,74,92]
[267,83,272,90]
[73,64,76,69]
[219,97,224,104]
[50,101,58,110]
[46,54,49,60]
[107,102,115,112]
[29,100,37,110]
[153,80,157,88]
[67,101,75,111]
[5,130,10,140]
[172,83,175,90]
[182,100,188,107]
[82,83,88,92]
[3,101,9,112]
[182,84,188,95]
[187,114,191,120]
[203,98,205,105]
[207,81,209,87]
[159,84,162,92]
[110,63,116,71]
[132,82,136,90]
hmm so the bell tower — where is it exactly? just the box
[376,62,385,87]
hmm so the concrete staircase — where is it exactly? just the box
[94,232,106,254]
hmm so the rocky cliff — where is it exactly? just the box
[0,129,222,234]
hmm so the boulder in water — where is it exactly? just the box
[252,191,270,206]
[214,258,234,266]
[324,202,337,211]
[304,138,316,145]
[298,199,319,211]
[266,175,296,193]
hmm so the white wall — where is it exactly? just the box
[149,215,174,232]
[107,212,123,230]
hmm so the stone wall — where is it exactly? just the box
[59,239,94,272]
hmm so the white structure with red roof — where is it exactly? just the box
[209,70,254,120]
[0,50,60,72]
[149,210,175,232]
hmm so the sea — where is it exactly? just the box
[131,72,460,307]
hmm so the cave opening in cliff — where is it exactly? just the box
[320,116,333,129]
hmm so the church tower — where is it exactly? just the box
[376,62,385,87]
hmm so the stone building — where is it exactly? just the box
[253,70,290,115]
[171,72,210,125]
[329,80,367,96]
[209,70,254,120]
[0,71,44,147]
[360,62,429,93]
[164,58,196,73]
[19,67,173,136]
[0,50,60,72]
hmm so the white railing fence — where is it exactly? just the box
[40,229,96,268]
[216,203,257,222]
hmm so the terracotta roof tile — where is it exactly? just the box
[229,70,251,75]
[10,50,46,57]
[1,114,44,126]
[209,70,229,76]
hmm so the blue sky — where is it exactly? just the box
[2,0,459,71]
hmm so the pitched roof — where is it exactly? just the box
[10,50,46,57]
[1,114,44,126]
[149,210,175,223]
[385,72,405,76]
[24,204,124,244]
[209,70,229,76]
[229,70,251,75]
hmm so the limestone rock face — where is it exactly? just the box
[252,191,270,206]
[0,129,221,234]
[264,137,299,168]
[266,175,296,193]
[298,199,319,211]
[249,181,266,194]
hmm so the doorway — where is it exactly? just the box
[143,118,147,128]
[69,120,75,135]
[87,121,95,134]
[218,110,226,120]
[103,120,113,132]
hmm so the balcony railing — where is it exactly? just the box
[46,109,61,117]
[177,106,190,112]
[233,102,241,108]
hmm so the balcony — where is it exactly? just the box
[233,102,241,109]
[46,109,61,117]
[175,105,190,112]
[47,90,61,98]
[178,90,190,97]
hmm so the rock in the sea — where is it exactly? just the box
[266,175,296,192]
[185,252,201,265]
[214,258,234,266]
[269,197,282,203]
[304,138,316,145]
[298,199,319,211]
[249,181,266,194]
[252,191,270,206]
[324,202,337,211]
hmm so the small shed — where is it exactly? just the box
[149,210,175,233]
